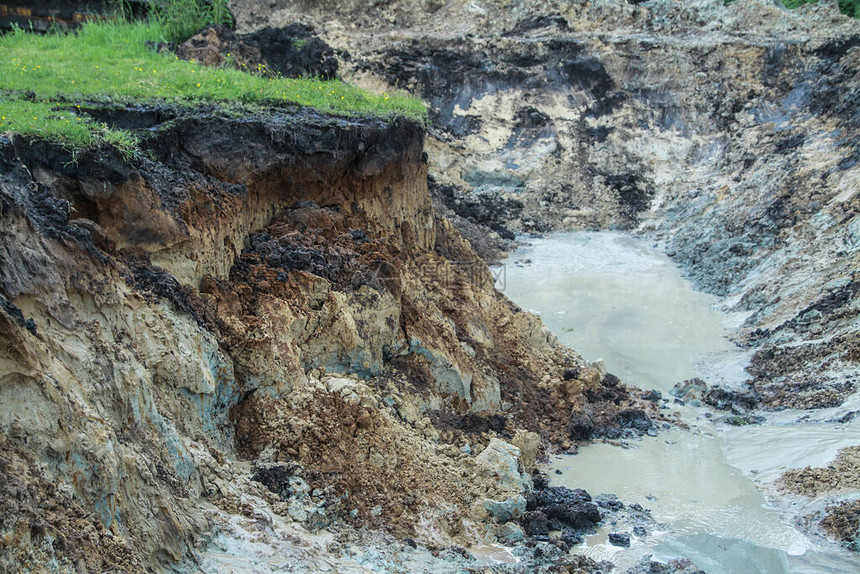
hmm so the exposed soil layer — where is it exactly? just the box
[229,0,860,419]
[0,104,648,571]
[0,439,143,573]
[780,445,860,497]
[176,23,338,79]
[820,500,860,551]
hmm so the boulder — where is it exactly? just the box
[617,409,652,435]
[475,438,524,490]
[482,495,526,522]
[496,521,526,544]
[608,532,631,547]
[527,486,591,509]
[520,510,549,536]
[543,502,601,530]
[567,410,595,441]
[704,386,760,412]
[670,378,709,406]
[512,430,540,472]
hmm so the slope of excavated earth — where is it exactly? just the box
[232,0,860,410]
[780,445,860,498]
[779,445,860,552]
[0,105,660,572]
[230,0,860,552]
[5,0,860,569]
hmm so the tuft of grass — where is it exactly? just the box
[780,0,816,9]
[0,98,140,157]
[150,0,234,44]
[838,0,860,17]
[0,19,425,153]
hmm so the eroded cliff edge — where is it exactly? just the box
[230,0,860,551]
[233,0,860,410]
[0,109,648,571]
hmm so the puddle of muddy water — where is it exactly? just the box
[502,231,743,393]
[502,231,860,573]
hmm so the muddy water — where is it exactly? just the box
[502,232,860,573]
[503,231,741,392]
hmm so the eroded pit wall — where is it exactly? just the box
[230,0,860,410]
[0,112,433,567]
[0,109,639,569]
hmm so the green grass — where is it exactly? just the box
[149,0,234,44]
[0,19,425,154]
[0,99,141,156]
[842,0,860,17]
[728,0,860,17]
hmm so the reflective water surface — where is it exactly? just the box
[503,232,860,573]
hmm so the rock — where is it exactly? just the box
[591,360,607,379]
[626,556,706,574]
[471,371,502,413]
[567,410,595,441]
[621,428,641,440]
[579,367,602,387]
[717,414,766,426]
[704,386,760,413]
[527,486,592,509]
[496,521,526,544]
[466,321,494,349]
[670,378,709,406]
[525,484,601,532]
[475,438,524,490]
[543,502,601,530]
[251,463,297,499]
[520,510,549,536]
[305,506,333,530]
[482,495,527,522]
[325,376,356,394]
[512,430,540,472]
[594,493,623,511]
[560,528,582,547]
[410,340,474,405]
[617,409,652,435]
[289,476,310,497]
[287,499,309,523]
[608,532,631,547]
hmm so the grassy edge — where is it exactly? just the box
[0,98,142,158]
[0,19,426,156]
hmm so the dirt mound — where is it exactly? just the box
[176,23,338,79]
